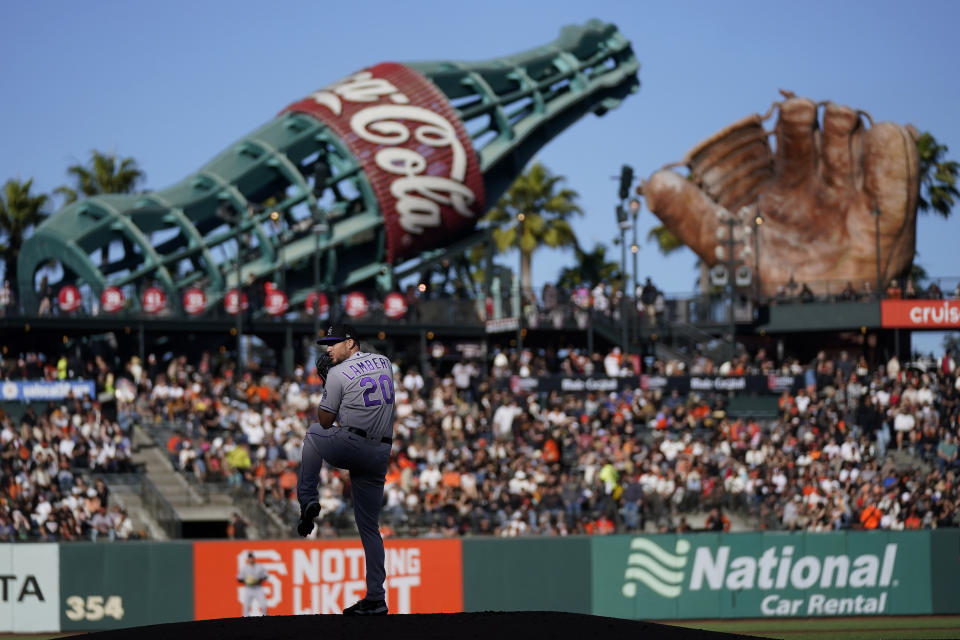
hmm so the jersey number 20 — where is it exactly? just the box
[360,374,395,407]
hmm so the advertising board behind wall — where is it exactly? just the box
[592,532,931,620]
[193,539,462,617]
[0,544,59,632]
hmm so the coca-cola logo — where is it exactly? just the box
[383,292,407,319]
[344,292,369,318]
[183,288,207,315]
[100,287,124,313]
[58,285,81,313]
[282,63,485,262]
[224,289,249,315]
[142,287,167,314]
[265,290,288,316]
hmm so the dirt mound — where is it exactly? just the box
[73,611,765,640]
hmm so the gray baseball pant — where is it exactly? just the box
[298,424,392,601]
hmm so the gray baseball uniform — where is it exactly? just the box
[298,350,396,602]
[319,352,396,441]
[237,561,268,616]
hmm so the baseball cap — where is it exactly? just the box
[317,323,358,344]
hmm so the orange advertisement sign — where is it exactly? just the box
[881,299,960,328]
[193,539,462,618]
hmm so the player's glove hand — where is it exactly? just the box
[315,352,333,386]
[297,502,321,537]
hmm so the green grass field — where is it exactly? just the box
[666,616,960,639]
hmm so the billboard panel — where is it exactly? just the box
[0,544,59,632]
[881,299,960,328]
[193,539,462,618]
[592,532,932,620]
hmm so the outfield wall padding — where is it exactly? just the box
[1,530,957,632]
[462,537,591,613]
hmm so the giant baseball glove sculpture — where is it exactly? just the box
[642,91,920,297]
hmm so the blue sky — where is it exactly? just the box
[2,0,958,353]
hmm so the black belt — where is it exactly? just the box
[345,426,392,445]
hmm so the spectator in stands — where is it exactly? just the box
[640,277,658,326]
[927,282,944,299]
[0,280,14,316]
[886,279,902,299]
[704,507,731,531]
[228,512,249,539]
[37,284,53,316]
[937,433,959,475]
[591,283,609,318]
[904,280,919,299]
[838,281,858,302]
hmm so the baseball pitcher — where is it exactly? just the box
[297,323,396,616]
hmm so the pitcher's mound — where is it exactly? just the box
[75,611,764,640]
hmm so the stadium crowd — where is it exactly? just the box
[3,335,957,541]
[0,352,138,540]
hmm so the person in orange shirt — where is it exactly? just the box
[904,508,923,529]
[859,501,882,529]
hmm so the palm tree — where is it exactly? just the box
[0,179,49,285]
[916,131,959,218]
[647,225,684,255]
[55,149,145,204]
[482,162,583,296]
[557,243,623,290]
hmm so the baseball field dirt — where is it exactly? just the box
[69,611,766,639]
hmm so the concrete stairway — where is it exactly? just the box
[102,478,170,540]
[129,425,242,532]
[128,423,289,539]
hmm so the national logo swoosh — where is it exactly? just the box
[621,538,691,599]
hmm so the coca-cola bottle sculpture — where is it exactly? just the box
[18,20,638,314]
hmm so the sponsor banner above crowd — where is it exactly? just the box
[881,299,960,328]
[502,375,803,395]
[0,380,96,403]
[192,539,463,618]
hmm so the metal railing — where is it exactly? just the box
[5,275,959,330]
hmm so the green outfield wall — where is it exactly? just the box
[462,537,591,613]
[1,530,957,632]
[929,529,960,614]
[59,542,194,631]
